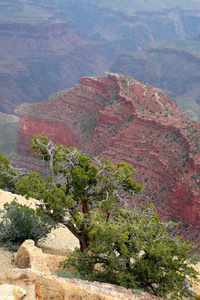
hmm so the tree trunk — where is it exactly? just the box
[80,238,89,252]
[61,219,90,252]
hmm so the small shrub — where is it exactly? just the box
[3,242,19,252]
[0,200,55,244]
[134,289,143,294]
[57,270,82,279]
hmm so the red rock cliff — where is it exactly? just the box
[13,73,200,228]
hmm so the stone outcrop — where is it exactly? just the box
[1,240,164,300]
[3,268,40,286]
[13,240,51,275]
[0,284,26,300]
[35,274,163,300]
[16,115,79,157]
[12,240,74,275]
[10,74,200,251]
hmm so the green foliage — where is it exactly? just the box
[134,289,143,294]
[2,242,19,252]
[0,199,55,244]
[126,115,133,122]
[0,151,17,192]
[169,95,177,103]
[57,270,82,279]
[63,204,199,299]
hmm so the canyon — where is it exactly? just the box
[0,19,110,113]
[1,1,200,114]
[11,73,200,246]
[1,0,200,249]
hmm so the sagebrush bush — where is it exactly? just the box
[0,199,55,244]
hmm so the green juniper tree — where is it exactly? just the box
[64,204,199,299]
[2,134,142,252]
[0,135,199,299]
[0,151,20,192]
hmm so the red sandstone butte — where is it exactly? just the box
[13,73,200,228]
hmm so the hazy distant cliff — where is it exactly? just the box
[1,1,200,113]
[12,74,200,230]
[0,18,110,113]
[110,41,200,115]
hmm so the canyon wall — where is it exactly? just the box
[13,74,200,231]
[16,115,79,157]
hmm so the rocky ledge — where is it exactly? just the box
[0,240,165,300]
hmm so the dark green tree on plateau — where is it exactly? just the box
[0,134,199,299]
[1,135,143,252]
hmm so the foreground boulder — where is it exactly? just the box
[13,239,73,275]
[13,240,51,274]
[0,284,26,300]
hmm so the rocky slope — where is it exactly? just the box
[12,74,200,236]
[0,190,198,299]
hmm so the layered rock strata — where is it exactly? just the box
[13,73,200,228]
